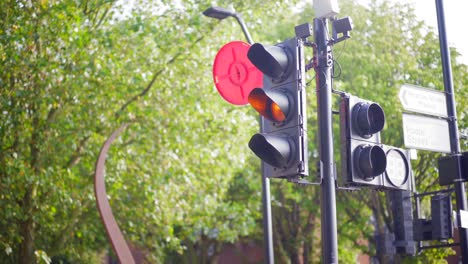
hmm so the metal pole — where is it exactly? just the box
[435,0,468,262]
[233,15,253,45]
[261,118,274,264]
[314,18,339,263]
[235,16,274,263]
[203,8,274,262]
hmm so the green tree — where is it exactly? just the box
[0,1,118,262]
[0,0,299,262]
[1,0,466,263]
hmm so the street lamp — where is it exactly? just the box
[203,7,253,44]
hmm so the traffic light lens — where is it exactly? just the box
[249,133,291,168]
[248,88,287,122]
[271,102,286,122]
[354,145,387,180]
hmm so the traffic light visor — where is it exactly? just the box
[353,102,385,137]
[249,134,291,168]
[354,145,387,179]
[248,88,288,122]
[247,43,289,79]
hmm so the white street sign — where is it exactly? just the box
[399,84,448,117]
[402,113,451,153]
[460,210,468,229]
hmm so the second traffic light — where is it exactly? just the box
[339,94,412,191]
[247,38,308,179]
[340,94,386,187]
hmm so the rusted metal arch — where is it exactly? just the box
[94,123,136,264]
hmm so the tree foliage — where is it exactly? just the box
[0,0,466,263]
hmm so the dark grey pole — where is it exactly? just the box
[435,0,468,262]
[261,118,275,264]
[231,16,274,264]
[238,19,275,264]
[202,8,274,262]
[314,18,339,263]
[236,16,274,264]
[233,15,253,45]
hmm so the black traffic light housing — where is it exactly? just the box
[340,94,412,191]
[438,152,468,186]
[414,193,453,241]
[431,193,453,240]
[340,94,386,187]
[247,38,308,179]
[390,190,417,255]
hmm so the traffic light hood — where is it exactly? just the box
[247,43,290,79]
[352,102,385,138]
[249,134,292,168]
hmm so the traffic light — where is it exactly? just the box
[431,193,453,240]
[438,152,468,186]
[340,94,386,187]
[414,193,453,241]
[390,190,416,255]
[340,94,413,190]
[246,38,308,179]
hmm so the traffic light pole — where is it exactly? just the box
[435,0,468,262]
[314,18,339,263]
[236,15,274,264]
[261,118,275,264]
[203,8,274,262]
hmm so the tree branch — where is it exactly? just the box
[64,136,90,169]
[114,35,205,119]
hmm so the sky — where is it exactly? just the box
[410,0,468,64]
[355,0,468,64]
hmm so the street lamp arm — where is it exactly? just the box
[233,14,253,44]
[203,6,253,44]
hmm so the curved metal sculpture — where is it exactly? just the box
[94,123,136,264]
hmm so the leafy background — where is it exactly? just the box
[0,0,466,263]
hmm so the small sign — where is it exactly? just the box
[399,84,448,117]
[384,148,409,188]
[402,113,451,153]
[459,210,468,229]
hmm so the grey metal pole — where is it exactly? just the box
[314,18,339,263]
[203,8,274,262]
[261,118,275,264]
[435,0,468,262]
[235,15,274,264]
[233,15,253,45]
